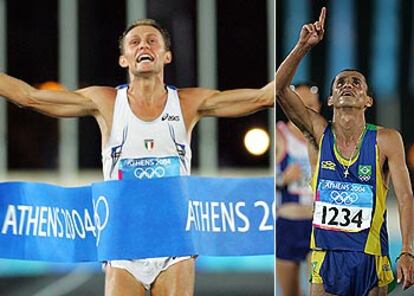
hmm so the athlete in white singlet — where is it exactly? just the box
[103,84,192,290]
[102,85,191,181]
[0,19,274,295]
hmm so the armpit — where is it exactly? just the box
[304,131,318,150]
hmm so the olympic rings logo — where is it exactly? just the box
[134,167,166,179]
[329,190,359,205]
[359,175,371,182]
[93,195,110,247]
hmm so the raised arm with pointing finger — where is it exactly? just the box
[276,7,414,295]
[276,8,326,148]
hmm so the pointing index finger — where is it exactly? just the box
[319,7,326,27]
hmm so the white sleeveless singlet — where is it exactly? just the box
[276,121,313,205]
[103,85,193,289]
[102,85,191,181]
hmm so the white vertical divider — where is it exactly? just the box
[58,0,79,182]
[268,0,275,173]
[197,0,218,174]
[0,0,6,179]
[127,0,146,24]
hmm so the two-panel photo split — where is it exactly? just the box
[0,1,413,295]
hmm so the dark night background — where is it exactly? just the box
[6,0,271,171]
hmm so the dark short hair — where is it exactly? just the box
[330,69,373,97]
[118,19,171,54]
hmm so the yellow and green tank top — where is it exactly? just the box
[310,123,389,256]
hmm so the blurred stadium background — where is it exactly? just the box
[0,0,275,295]
[276,0,414,295]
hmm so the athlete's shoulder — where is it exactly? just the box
[178,87,219,99]
[377,127,404,155]
[75,86,118,120]
[177,87,219,111]
[76,85,117,101]
[377,127,401,139]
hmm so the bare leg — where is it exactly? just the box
[151,258,195,296]
[306,252,312,294]
[105,265,146,296]
[310,283,337,296]
[368,286,388,296]
[310,274,389,296]
[276,259,301,296]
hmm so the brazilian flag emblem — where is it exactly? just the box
[358,165,372,181]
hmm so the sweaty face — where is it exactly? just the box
[330,71,371,109]
[119,25,171,75]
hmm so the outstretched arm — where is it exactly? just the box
[0,73,98,117]
[276,7,327,146]
[193,80,274,118]
[379,129,414,289]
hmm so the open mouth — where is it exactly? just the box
[136,54,154,63]
[341,91,354,96]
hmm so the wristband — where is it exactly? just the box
[395,252,414,263]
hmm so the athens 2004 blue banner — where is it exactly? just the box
[0,176,274,262]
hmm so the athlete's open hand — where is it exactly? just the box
[298,7,326,48]
[397,253,414,290]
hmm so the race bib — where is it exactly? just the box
[312,179,373,232]
[118,156,180,180]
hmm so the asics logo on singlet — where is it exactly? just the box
[161,113,180,121]
[330,191,359,205]
[134,167,166,179]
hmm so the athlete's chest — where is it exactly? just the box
[334,140,360,159]
[122,120,183,152]
[128,98,167,122]
[114,118,189,180]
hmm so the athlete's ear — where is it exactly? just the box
[327,96,334,106]
[119,55,128,68]
[365,96,373,108]
[164,51,172,64]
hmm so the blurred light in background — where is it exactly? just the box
[407,143,414,170]
[244,128,270,156]
[37,81,66,91]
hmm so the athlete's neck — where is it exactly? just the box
[332,108,366,144]
[128,73,167,104]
